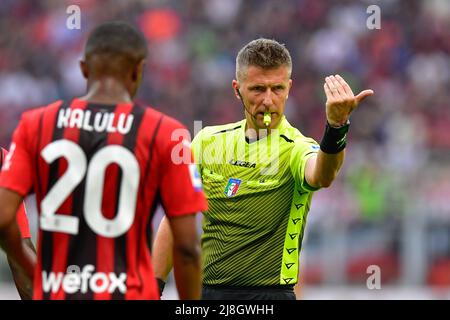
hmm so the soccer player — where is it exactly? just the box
[153,38,373,300]
[0,21,207,300]
[1,147,36,300]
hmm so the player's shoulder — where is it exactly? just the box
[138,105,191,152]
[140,105,187,132]
[196,119,245,140]
[15,100,64,140]
[20,100,63,123]
[160,113,188,132]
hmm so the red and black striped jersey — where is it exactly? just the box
[0,98,207,300]
[0,147,31,239]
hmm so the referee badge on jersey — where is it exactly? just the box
[224,178,241,197]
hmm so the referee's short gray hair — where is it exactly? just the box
[236,38,292,82]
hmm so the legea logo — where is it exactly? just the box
[42,264,127,294]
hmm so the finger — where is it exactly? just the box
[323,83,334,101]
[325,77,339,99]
[355,89,374,104]
[329,75,345,97]
[335,74,354,97]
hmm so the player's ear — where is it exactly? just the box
[132,59,146,83]
[129,59,146,98]
[80,60,88,79]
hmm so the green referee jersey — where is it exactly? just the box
[192,116,319,287]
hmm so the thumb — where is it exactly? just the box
[355,89,374,104]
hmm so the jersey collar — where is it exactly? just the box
[242,115,290,143]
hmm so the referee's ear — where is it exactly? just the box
[80,60,89,79]
[232,80,241,100]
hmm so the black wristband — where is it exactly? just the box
[157,278,166,297]
[320,120,350,154]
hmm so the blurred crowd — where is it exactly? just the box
[0,0,449,287]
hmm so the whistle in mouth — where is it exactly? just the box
[263,112,271,127]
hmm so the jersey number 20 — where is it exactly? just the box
[40,140,140,238]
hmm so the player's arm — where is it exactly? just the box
[0,115,37,294]
[305,75,373,188]
[7,202,36,300]
[153,215,201,299]
[155,120,207,299]
[152,216,173,294]
[0,189,35,285]
[167,214,201,300]
[7,238,36,300]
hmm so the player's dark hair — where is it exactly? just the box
[84,21,148,77]
[236,38,292,81]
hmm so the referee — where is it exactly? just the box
[153,38,373,300]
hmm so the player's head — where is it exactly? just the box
[232,38,293,130]
[80,21,148,98]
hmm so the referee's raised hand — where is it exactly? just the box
[324,74,374,127]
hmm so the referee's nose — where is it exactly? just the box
[262,89,274,108]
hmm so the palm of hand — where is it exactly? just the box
[324,75,374,127]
